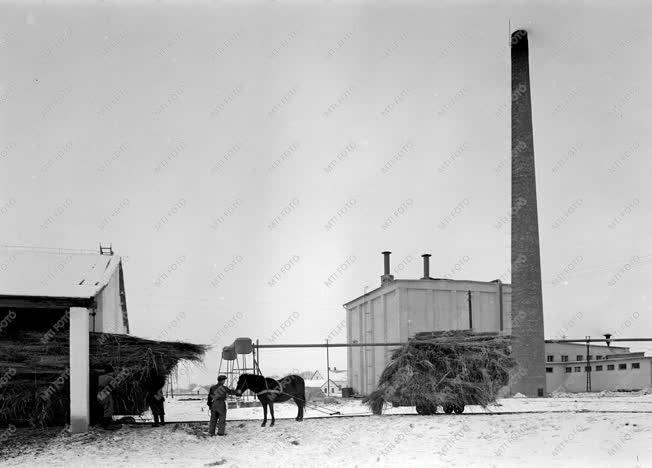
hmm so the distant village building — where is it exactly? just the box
[329,367,348,393]
[304,378,344,397]
[189,385,210,395]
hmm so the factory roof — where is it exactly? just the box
[343,278,511,307]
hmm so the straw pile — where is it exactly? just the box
[363,331,516,414]
[0,332,207,427]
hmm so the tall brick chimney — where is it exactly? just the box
[511,30,546,397]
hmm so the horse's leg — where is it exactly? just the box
[294,396,303,421]
[269,402,275,427]
[261,399,268,427]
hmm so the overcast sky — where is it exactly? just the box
[0,0,650,386]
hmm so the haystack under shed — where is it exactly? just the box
[363,331,516,414]
[0,332,207,427]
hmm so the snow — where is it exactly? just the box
[3,392,652,467]
[0,247,121,298]
[303,379,328,388]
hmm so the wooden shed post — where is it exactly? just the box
[69,307,90,433]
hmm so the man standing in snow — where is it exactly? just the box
[97,366,121,430]
[207,375,237,436]
[147,387,166,427]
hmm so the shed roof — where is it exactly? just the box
[0,246,122,299]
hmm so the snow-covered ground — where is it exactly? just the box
[153,390,652,422]
[3,392,651,467]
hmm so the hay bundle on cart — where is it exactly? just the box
[0,331,207,427]
[363,331,516,415]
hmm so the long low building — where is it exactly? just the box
[345,252,512,395]
[544,342,652,392]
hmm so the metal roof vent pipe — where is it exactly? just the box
[421,254,433,280]
[381,251,394,285]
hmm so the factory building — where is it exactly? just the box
[345,252,512,395]
[545,342,652,393]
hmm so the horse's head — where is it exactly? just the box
[235,374,249,396]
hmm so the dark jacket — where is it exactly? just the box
[98,373,114,390]
[207,383,237,410]
[146,389,165,407]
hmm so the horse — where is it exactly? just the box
[235,373,305,427]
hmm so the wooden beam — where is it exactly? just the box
[0,295,95,309]
[69,307,90,433]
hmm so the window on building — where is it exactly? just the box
[632,363,640,369]
[565,367,572,373]
[587,355,593,361]
[546,355,554,362]
[618,363,627,370]
[576,355,583,361]
[596,365,603,371]
[546,367,553,373]
[596,355,603,360]
[561,355,569,362]
[607,365,615,371]
[585,366,591,372]
[574,366,581,372]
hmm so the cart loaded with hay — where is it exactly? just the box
[0,331,207,427]
[363,331,516,415]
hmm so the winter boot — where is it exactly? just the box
[102,417,121,431]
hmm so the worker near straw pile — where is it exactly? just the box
[97,365,121,430]
[207,375,238,436]
[146,387,166,427]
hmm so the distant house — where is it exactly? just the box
[329,368,347,390]
[298,370,323,380]
[189,385,209,395]
[304,378,344,397]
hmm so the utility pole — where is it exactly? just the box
[586,336,591,392]
[326,339,330,396]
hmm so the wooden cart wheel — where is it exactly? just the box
[453,404,465,414]
[443,404,454,414]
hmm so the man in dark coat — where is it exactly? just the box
[207,375,237,436]
[97,366,121,430]
[146,388,166,427]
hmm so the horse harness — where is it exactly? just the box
[255,377,284,399]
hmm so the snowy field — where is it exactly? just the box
[152,390,652,422]
[2,392,651,467]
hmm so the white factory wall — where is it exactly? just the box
[546,357,652,393]
[346,280,511,395]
